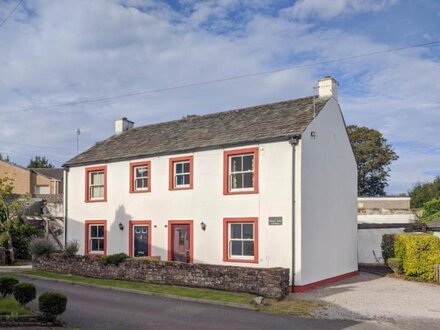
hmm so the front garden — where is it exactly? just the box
[0,274,67,327]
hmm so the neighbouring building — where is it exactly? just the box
[357,196,416,264]
[0,160,63,196]
[64,76,358,292]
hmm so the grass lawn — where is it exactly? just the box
[0,297,32,316]
[20,270,323,316]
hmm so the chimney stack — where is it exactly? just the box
[115,117,134,135]
[317,76,338,101]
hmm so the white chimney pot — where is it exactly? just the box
[318,76,339,101]
[115,117,134,135]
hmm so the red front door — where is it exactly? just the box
[171,224,191,263]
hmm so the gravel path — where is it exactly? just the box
[298,272,440,327]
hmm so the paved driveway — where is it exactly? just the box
[299,272,440,329]
[16,275,394,330]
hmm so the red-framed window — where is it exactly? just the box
[84,220,107,256]
[167,220,193,263]
[169,156,194,190]
[223,218,258,263]
[129,161,151,193]
[128,220,152,257]
[85,165,107,202]
[223,148,259,195]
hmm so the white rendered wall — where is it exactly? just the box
[358,214,415,224]
[358,228,406,264]
[296,98,358,286]
[66,141,293,273]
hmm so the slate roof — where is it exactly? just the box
[65,96,329,167]
[31,168,64,181]
[427,218,440,229]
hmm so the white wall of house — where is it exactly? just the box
[66,141,294,274]
[295,98,358,286]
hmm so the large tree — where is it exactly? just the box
[27,156,54,169]
[347,125,398,196]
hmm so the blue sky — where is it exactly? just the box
[0,0,439,194]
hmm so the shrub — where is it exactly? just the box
[13,283,36,305]
[381,234,396,262]
[420,198,440,223]
[394,234,440,281]
[387,258,403,275]
[102,253,128,266]
[63,240,79,257]
[0,276,19,297]
[38,292,67,321]
[29,238,56,257]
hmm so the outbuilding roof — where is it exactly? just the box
[65,95,329,167]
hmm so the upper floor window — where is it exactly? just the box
[130,161,151,193]
[223,148,259,195]
[85,166,107,202]
[169,156,193,190]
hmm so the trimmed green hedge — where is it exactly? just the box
[394,234,440,281]
[381,234,396,262]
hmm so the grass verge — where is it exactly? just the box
[20,270,324,316]
[0,297,32,316]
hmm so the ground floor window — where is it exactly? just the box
[85,220,107,255]
[223,218,258,263]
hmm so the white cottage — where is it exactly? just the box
[64,76,358,292]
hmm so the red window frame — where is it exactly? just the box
[169,156,194,190]
[167,220,194,263]
[129,161,151,193]
[223,217,258,263]
[85,165,107,202]
[128,220,152,257]
[223,147,259,195]
[84,220,107,256]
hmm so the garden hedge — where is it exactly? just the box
[394,234,440,281]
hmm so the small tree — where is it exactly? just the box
[419,198,440,223]
[409,176,440,209]
[27,156,54,169]
[347,125,398,196]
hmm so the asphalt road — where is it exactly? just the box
[17,275,384,330]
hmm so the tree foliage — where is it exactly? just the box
[347,125,398,196]
[27,156,54,169]
[0,178,42,262]
[408,176,440,209]
[419,198,440,223]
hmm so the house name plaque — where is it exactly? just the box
[268,216,283,226]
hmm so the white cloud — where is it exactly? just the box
[0,0,438,195]
[285,0,397,20]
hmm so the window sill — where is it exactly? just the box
[169,187,193,191]
[85,199,107,203]
[223,190,258,195]
[223,258,258,264]
[129,189,151,194]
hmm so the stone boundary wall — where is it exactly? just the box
[33,254,289,299]
[33,194,63,203]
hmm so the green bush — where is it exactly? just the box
[29,238,56,257]
[409,176,440,208]
[13,283,36,305]
[394,234,440,281]
[381,234,396,262]
[0,276,19,297]
[420,198,440,223]
[102,253,128,266]
[387,258,403,275]
[63,240,79,257]
[38,292,67,321]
